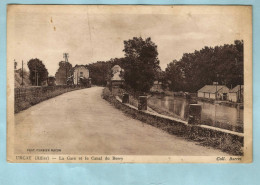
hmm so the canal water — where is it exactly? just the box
[148,95,243,133]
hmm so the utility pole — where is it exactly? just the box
[33,65,38,86]
[215,74,219,101]
[21,60,24,86]
[63,53,69,85]
[215,83,217,100]
[239,74,242,103]
[37,72,39,86]
[14,59,17,70]
[213,74,219,125]
[35,65,37,86]
[77,70,79,85]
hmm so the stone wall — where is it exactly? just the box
[15,85,87,113]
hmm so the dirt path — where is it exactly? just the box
[14,87,227,155]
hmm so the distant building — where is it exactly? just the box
[150,80,163,93]
[229,85,244,103]
[68,65,91,85]
[197,85,229,100]
[111,65,124,87]
[47,76,56,86]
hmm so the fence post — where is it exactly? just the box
[188,104,202,125]
[122,93,129,103]
[138,96,147,110]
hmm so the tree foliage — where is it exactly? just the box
[165,40,244,92]
[27,58,48,86]
[86,61,111,86]
[123,37,160,93]
[87,58,127,86]
[55,61,72,85]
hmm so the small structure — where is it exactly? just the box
[47,76,56,86]
[197,85,229,100]
[150,80,163,93]
[68,65,91,86]
[111,65,124,87]
[229,85,244,103]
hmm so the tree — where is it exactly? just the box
[27,58,48,86]
[87,61,111,86]
[165,60,185,91]
[123,37,160,93]
[86,58,127,86]
[55,61,72,85]
[164,40,244,92]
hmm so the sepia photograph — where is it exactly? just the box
[6,5,252,163]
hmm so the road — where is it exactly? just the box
[14,87,227,155]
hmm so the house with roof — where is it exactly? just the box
[67,65,91,86]
[197,85,229,100]
[150,80,163,93]
[229,85,243,103]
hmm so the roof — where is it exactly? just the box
[70,65,88,72]
[229,85,244,93]
[74,65,87,68]
[198,85,229,93]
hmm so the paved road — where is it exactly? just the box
[15,87,227,155]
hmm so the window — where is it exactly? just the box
[80,72,83,77]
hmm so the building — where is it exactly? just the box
[150,80,163,93]
[229,85,244,103]
[47,76,56,86]
[197,85,229,100]
[68,65,91,86]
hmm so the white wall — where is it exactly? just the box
[229,92,237,102]
[73,66,89,84]
[198,92,204,98]
[209,93,216,99]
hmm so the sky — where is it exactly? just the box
[8,5,250,76]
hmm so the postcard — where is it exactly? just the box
[7,5,252,163]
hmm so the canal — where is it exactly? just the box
[148,95,244,133]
